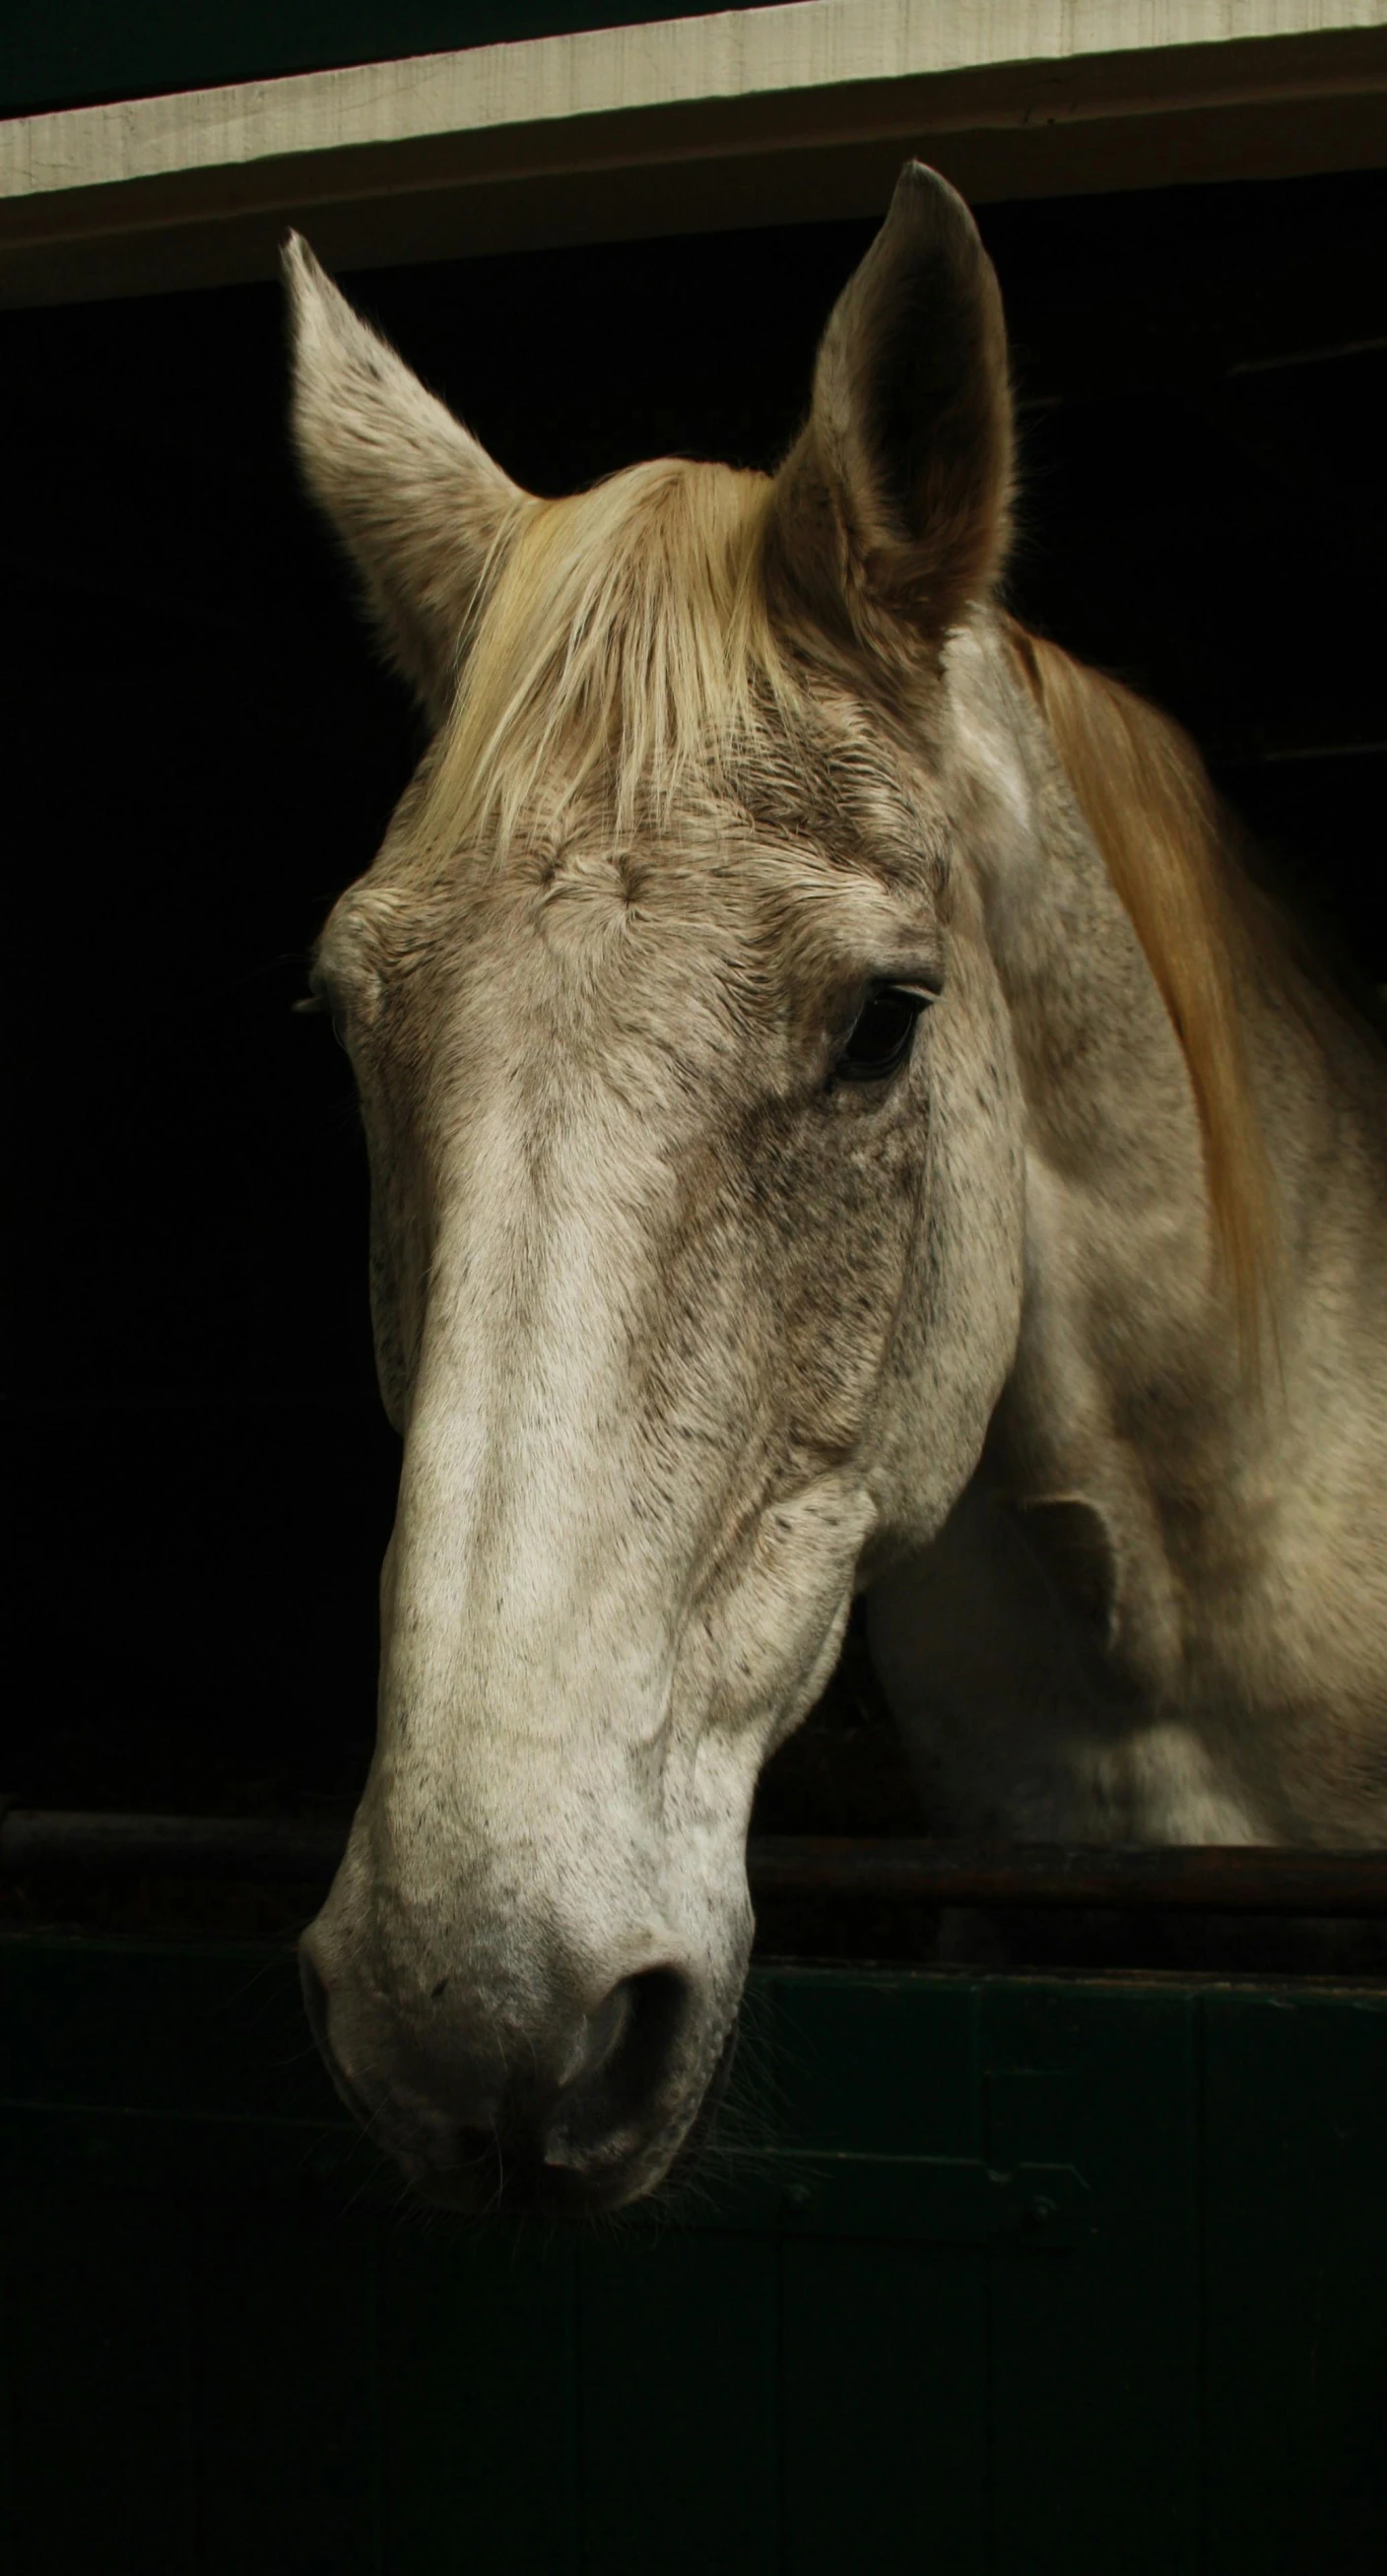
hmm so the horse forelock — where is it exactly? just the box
[417,457,797,866]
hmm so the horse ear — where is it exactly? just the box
[284,234,526,724]
[769,165,1012,657]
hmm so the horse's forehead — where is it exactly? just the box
[474,847,748,1016]
[320,702,952,1064]
[350,799,938,980]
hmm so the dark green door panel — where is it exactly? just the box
[979,1985,1204,2576]
[1203,1990,1387,2576]
[780,2236,988,2576]
[578,2230,779,2576]
[5,2188,382,2576]
[6,2190,192,2576]
[377,2228,579,2575]
[2,1937,1385,2574]
[179,2207,381,2576]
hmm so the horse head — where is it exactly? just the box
[290,167,1025,2212]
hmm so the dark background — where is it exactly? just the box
[4,167,1383,1842]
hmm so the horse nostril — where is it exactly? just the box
[552,1965,690,2159]
[569,1977,635,2084]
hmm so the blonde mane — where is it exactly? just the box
[1012,625,1278,1362]
[420,458,787,859]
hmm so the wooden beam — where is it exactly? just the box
[8,1809,1387,1914]
[2,0,1385,304]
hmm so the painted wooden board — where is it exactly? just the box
[1,1,1385,302]
[0,8,732,122]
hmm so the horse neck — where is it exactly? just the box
[939,622,1387,1832]
[946,618,1249,1499]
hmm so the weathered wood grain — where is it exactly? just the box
[2,0,1384,302]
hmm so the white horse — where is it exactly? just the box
[288,167,1387,2213]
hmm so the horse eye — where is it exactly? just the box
[833,984,933,1086]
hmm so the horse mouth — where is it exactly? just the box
[407,2146,632,2222]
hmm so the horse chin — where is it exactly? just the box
[406,2151,639,2222]
[401,2139,676,2223]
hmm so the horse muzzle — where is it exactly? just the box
[298,1931,729,2215]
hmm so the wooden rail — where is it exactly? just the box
[2,0,1384,303]
[3,1809,1386,1914]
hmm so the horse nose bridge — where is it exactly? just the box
[373,1519,689,1834]
[395,1163,744,1610]
[383,1413,682,1722]
[315,1776,682,2001]
[365,1677,679,1895]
